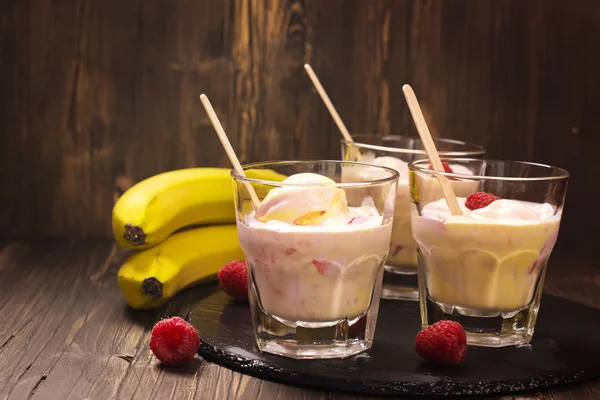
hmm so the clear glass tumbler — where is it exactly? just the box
[232,160,399,359]
[408,158,569,347]
[342,135,485,301]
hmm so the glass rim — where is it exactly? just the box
[342,134,486,156]
[231,159,400,188]
[408,158,570,182]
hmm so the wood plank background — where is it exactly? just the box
[1,0,598,254]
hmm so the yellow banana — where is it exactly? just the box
[117,224,245,309]
[112,168,286,249]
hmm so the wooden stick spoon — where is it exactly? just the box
[304,64,354,143]
[304,64,362,161]
[199,94,261,209]
[402,85,462,215]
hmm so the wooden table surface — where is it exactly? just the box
[0,239,598,400]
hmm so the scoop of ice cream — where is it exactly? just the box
[255,173,349,225]
[446,164,473,175]
[471,199,553,221]
[342,154,407,183]
[421,197,556,223]
[282,173,335,185]
[373,156,409,181]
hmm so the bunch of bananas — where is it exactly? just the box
[113,168,285,309]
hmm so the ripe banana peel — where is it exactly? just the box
[112,167,287,249]
[117,224,245,309]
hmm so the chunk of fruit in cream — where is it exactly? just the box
[255,173,349,225]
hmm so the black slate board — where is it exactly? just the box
[190,284,600,397]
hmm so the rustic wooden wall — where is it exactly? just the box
[0,0,598,253]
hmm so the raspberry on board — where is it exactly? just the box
[414,320,467,366]
[149,316,201,367]
[218,260,249,300]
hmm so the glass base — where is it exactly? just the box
[422,294,540,348]
[252,308,374,359]
[248,266,384,359]
[382,264,419,301]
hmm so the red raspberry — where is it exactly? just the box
[218,260,249,300]
[428,162,454,173]
[465,192,500,210]
[149,317,201,367]
[415,320,467,366]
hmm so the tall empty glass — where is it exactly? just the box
[342,135,485,300]
[232,160,398,359]
[408,159,568,347]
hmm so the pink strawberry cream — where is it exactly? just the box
[237,173,393,323]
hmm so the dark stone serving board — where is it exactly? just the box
[189,284,600,397]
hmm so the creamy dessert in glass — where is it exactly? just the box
[408,158,569,347]
[342,135,485,300]
[231,160,398,359]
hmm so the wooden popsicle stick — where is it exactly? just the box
[304,64,364,163]
[304,64,362,161]
[199,94,261,209]
[304,64,354,144]
[402,85,462,216]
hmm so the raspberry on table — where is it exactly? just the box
[218,260,249,300]
[149,316,201,367]
[465,192,500,211]
[414,320,467,366]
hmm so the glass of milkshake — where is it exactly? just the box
[232,160,399,359]
[408,158,568,347]
[342,135,485,300]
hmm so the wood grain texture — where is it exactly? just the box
[1,0,599,255]
[0,240,598,399]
